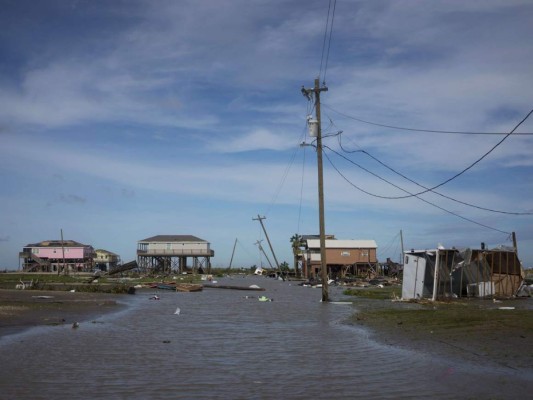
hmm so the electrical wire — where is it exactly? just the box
[322,146,511,235]
[323,103,533,135]
[322,0,336,85]
[337,134,533,215]
[263,109,311,216]
[318,1,332,82]
[318,0,337,85]
[297,141,307,234]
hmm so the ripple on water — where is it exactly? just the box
[0,276,531,399]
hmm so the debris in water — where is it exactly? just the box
[72,322,79,329]
[149,295,160,300]
[174,307,181,315]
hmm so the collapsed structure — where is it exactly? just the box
[402,246,524,300]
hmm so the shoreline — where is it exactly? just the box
[0,289,127,338]
[350,296,533,371]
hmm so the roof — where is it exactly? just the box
[307,239,377,249]
[139,235,207,243]
[26,240,88,248]
[95,249,118,256]
[301,234,336,240]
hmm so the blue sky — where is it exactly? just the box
[1,0,532,270]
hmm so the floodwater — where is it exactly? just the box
[1,276,531,399]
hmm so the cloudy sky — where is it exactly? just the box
[1,0,532,270]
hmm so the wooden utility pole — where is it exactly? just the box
[400,229,405,264]
[228,238,238,270]
[254,240,274,269]
[253,215,280,271]
[60,229,67,276]
[302,78,329,302]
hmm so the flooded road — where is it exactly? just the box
[1,276,531,399]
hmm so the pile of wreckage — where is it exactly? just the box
[401,245,528,301]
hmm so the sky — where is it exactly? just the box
[1,0,532,270]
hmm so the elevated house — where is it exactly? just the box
[300,237,378,279]
[402,246,524,300]
[94,249,121,272]
[137,235,214,274]
[19,240,95,273]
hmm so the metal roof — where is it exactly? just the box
[26,240,87,247]
[139,235,207,243]
[306,239,377,249]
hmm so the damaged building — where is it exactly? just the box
[402,246,524,300]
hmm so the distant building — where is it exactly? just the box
[19,240,95,273]
[94,249,121,272]
[137,235,214,274]
[296,236,378,279]
[402,247,524,300]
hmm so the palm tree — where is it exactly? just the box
[290,234,303,278]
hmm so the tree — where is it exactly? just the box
[290,234,303,278]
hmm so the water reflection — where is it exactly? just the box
[1,276,531,399]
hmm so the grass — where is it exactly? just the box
[343,285,400,300]
[354,305,533,332]
[0,271,203,292]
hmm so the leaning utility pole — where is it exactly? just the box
[254,239,274,270]
[253,215,280,271]
[228,238,238,271]
[302,78,329,302]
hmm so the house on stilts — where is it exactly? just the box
[137,235,214,275]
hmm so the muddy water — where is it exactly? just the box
[1,276,531,399]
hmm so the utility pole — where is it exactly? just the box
[302,78,329,302]
[400,229,405,264]
[254,240,274,269]
[512,231,518,253]
[253,215,280,271]
[60,229,67,276]
[228,238,238,270]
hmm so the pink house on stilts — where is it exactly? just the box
[19,240,96,273]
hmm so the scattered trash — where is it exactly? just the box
[329,301,352,305]
[174,307,181,315]
[70,289,76,293]
[72,322,80,329]
[31,295,54,299]
[498,307,515,310]
[249,285,261,289]
[258,296,272,302]
[149,295,160,300]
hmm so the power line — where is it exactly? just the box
[297,140,307,234]
[323,103,533,135]
[318,0,337,85]
[337,134,533,215]
[322,147,511,235]
[323,0,336,85]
